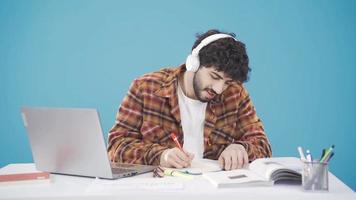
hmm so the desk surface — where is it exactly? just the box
[0,163,354,200]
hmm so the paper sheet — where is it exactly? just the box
[180,159,221,174]
[85,177,184,194]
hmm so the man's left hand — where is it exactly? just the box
[218,144,249,170]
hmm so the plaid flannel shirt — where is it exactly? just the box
[108,65,272,165]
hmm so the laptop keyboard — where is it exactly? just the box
[111,167,136,174]
[110,163,140,174]
[112,163,141,168]
[110,162,155,176]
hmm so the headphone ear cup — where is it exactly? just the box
[185,54,200,72]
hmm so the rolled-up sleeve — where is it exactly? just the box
[234,87,272,161]
[107,79,169,165]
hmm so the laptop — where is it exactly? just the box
[21,107,156,179]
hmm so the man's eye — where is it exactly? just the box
[226,81,234,85]
[211,75,219,80]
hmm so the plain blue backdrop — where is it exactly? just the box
[1,0,355,190]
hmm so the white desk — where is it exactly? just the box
[0,163,354,200]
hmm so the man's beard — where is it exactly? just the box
[193,73,213,103]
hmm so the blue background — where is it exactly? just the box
[1,0,355,190]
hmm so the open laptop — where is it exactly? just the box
[21,107,156,179]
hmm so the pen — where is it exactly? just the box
[306,150,313,162]
[170,132,189,157]
[297,146,307,162]
[320,145,335,163]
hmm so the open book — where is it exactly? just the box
[203,157,302,188]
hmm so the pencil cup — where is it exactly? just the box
[302,161,328,192]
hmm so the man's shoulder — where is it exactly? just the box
[222,83,249,100]
[131,66,179,91]
[137,67,175,83]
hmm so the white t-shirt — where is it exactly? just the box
[177,83,207,160]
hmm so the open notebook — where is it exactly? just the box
[164,159,222,175]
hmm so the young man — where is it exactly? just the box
[107,29,272,171]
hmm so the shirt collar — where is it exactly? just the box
[154,64,185,98]
[154,64,226,104]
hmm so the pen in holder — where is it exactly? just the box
[302,161,328,192]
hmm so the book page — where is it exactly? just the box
[249,157,302,181]
[0,164,42,174]
[249,158,285,180]
[203,169,271,188]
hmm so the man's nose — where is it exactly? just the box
[212,80,225,95]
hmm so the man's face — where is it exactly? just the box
[193,66,235,102]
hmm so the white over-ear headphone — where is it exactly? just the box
[185,33,236,72]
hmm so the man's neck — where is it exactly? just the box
[179,71,197,100]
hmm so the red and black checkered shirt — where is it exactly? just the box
[108,65,272,165]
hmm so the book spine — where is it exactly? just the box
[0,172,50,182]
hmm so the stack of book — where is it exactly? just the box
[0,163,50,185]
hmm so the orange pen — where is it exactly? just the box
[170,132,189,157]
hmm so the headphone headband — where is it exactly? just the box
[192,34,234,55]
[186,33,236,72]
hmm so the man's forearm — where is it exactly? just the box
[235,133,272,161]
[108,131,168,165]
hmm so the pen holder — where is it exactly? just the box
[302,161,328,192]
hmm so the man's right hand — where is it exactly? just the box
[160,148,194,168]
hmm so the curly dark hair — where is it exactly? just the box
[192,29,250,83]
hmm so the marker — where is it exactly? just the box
[170,132,189,157]
[320,145,335,163]
[297,146,307,161]
[326,152,335,162]
[320,149,326,160]
[164,168,194,179]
